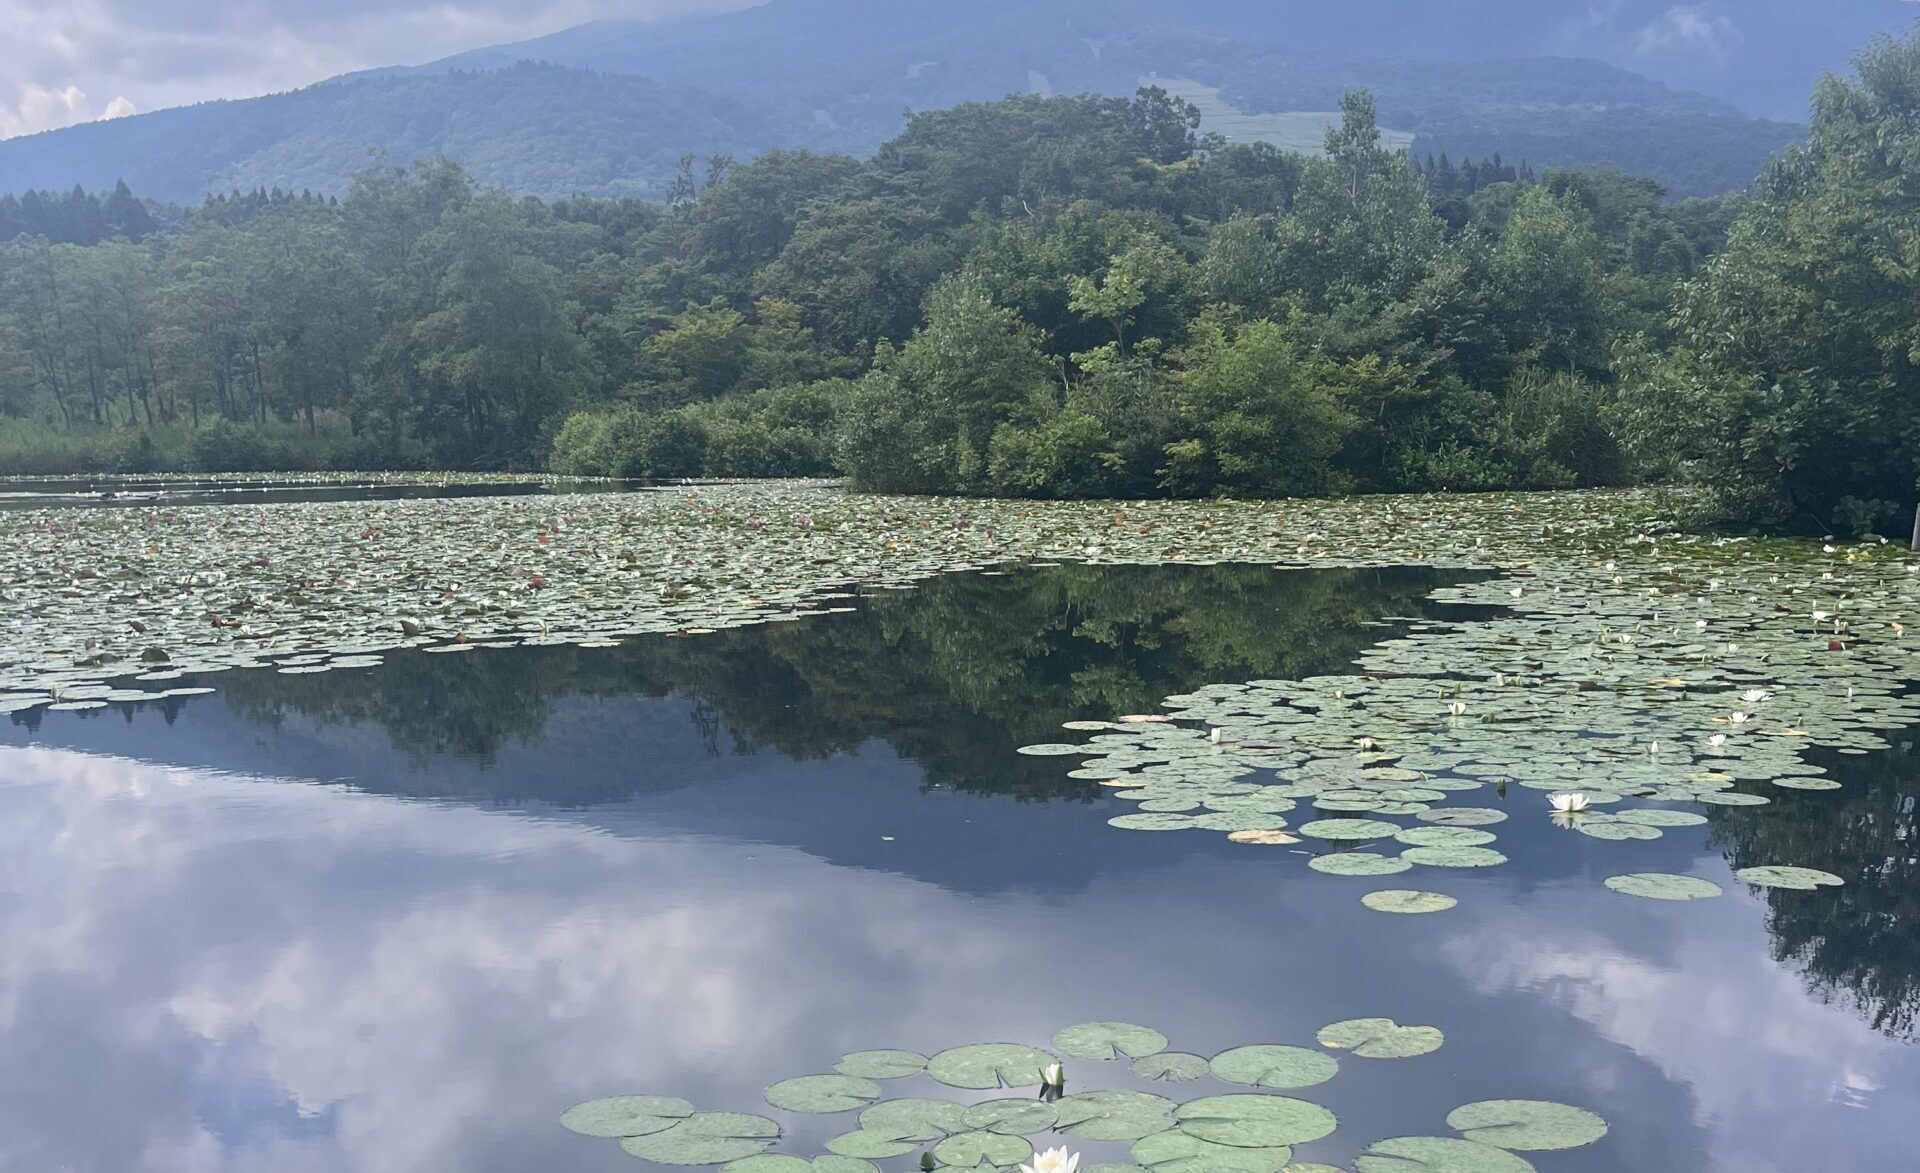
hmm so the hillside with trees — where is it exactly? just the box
[0,0,1808,203]
[1,28,1916,535]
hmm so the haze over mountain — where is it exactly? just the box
[0,0,1913,203]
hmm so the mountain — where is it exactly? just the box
[0,0,1858,204]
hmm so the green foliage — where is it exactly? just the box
[2,40,1900,516]
[1653,29,1920,533]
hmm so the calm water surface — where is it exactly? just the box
[1,562,1915,1173]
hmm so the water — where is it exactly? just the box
[1,562,1915,1173]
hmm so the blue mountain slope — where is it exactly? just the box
[6,0,1894,203]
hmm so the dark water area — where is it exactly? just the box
[0,563,1915,1173]
[0,476,641,510]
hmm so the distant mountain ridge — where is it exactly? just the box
[0,0,1855,204]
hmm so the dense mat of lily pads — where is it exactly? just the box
[0,482,1893,896]
[562,1021,1607,1171]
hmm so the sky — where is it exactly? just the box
[0,0,749,139]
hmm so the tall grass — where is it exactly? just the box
[0,416,427,476]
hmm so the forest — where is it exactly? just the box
[0,29,1916,534]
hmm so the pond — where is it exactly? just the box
[0,485,1916,1173]
[0,552,1916,1173]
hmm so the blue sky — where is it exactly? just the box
[0,0,751,138]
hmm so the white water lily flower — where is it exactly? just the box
[1813,610,1831,622]
[1508,586,1524,598]
[1708,733,1728,748]
[1447,701,1467,717]
[1740,689,1772,704]
[1728,711,1749,725]
[1042,1061,1065,1088]
[1549,792,1591,813]
[1022,1146,1079,1173]
[1209,727,1224,744]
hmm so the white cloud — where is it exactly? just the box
[0,0,756,141]
[0,82,91,138]
[1635,4,1744,61]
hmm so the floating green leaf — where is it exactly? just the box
[1053,1091,1177,1141]
[619,1113,781,1165]
[824,1131,918,1160]
[1362,890,1457,914]
[1394,827,1498,847]
[718,1156,812,1173]
[1315,1018,1444,1059]
[1416,809,1508,827]
[1299,818,1401,841]
[1735,865,1845,890]
[1174,1094,1337,1147]
[1603,873,1723,901]
[1401,846,1507,869]
[1132,1129,1293,1173]
[1445,1100,1609,1151]
[765,1075,882,1114]
[931,1131,1032,1168]
[1207,1046,1339,1090]
[1052,1022,1168,1061]
[1354,1136,1536,1173]
[926,1044,1057,1090]
[960,1099,1057,1135]
[560,1095,694,1137]
[1309,852,1413,876]
[834,1050,928,1080]
[858,1099,968,1142]
[1132,1052,1211,1082]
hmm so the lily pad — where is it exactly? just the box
[765,1075,883,1114]
[1316,1018,1444,1059]
[1400,846,1507,869]
[1735,865,1845,890]
[560,1095,694,1138]
[1362,890,1458,914]
[858,1099,968,1142]
[719,1157,812,1173]
[834,1050,928,1080]
[1299,818,1401,841]
[1394,827,1498,847]
[1445,1100,1608,1151]
[932,1131,1032,1168]
[1052,1022,1168,1061]
[960,1099,1058,1135]
[1132,1052,1211,1083]
[1609,809,1708,828]
[619,1113,781,1165]
[927,1044,1056,1090]
[1354,1136,1536,1173]
[1208,1046,1339,1090]
[1173,1094,1337,1148]
[1309,852,1413,877]
[1053,1091,1177,1141]
[1416,808,1508,827]
[1603,873,1723,901]
[825,1131,918,1160]
[1132,1129,1293,1173]
[1574,819,1662,842]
